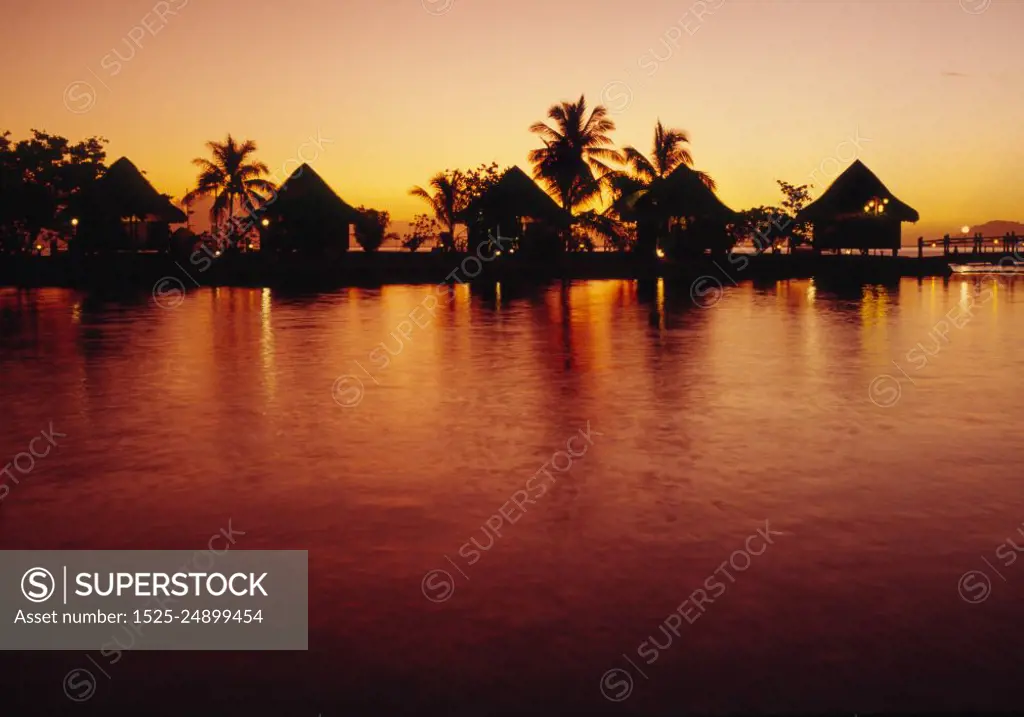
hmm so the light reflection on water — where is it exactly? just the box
[2,278,1024,713]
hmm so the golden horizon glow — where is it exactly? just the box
[4,0,1023,241]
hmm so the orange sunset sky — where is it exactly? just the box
[3,0,1022,240]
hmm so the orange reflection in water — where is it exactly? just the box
[3,278,1024,712]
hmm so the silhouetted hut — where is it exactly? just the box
[459,166,570,257]
[629,164,738,258]
[260,164,356,256]
[170,226,198,255]
[77,157,186,251]
[797,160,919,255]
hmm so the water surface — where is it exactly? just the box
[2,278,1023,714]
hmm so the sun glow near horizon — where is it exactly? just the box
[3,0,1022,239]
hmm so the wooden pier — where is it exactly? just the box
[917,233,1023,260]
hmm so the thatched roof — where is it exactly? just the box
[798,160,919,223]
[98,157,186,222]
[459,166,570,225]
[262,164,356,223]
[639,164,738,222]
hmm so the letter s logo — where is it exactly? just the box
[21,567,56,603]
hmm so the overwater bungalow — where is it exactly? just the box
[797,160,919,256]
[259,164,356,257]
[76,157,186,251]
[458,166,570,257]
[627,164,739,259]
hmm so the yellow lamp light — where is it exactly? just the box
[261,218,270,227]
[70,218,79,227]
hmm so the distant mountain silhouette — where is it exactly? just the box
[968,220,1024,236]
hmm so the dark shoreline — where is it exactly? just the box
[0,251,956,291]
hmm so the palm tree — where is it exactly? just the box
[528,95,621,214]
[612,120,717,258]
[184,134,275,244]
[409,172,462,252]
[621,120,715,190]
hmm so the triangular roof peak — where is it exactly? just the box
[97,156,185,222]
[799,160,919,223]
[264,163,356,221]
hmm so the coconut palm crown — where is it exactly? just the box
[621,120,715,190]
[527,95,621,213]
[184,134,275,234]
[409,172,462,251]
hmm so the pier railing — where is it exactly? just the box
[917,233,1023,259]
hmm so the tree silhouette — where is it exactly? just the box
[184,135,275,244]
[0,130,107,253]
[621,120,715,189]
[410,172,462,252]
[609,120,718,258]
[528,95,620,214]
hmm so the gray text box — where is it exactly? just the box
[1,551,307,650]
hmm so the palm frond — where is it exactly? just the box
[696,170,717,192]
[528,94,621,215]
